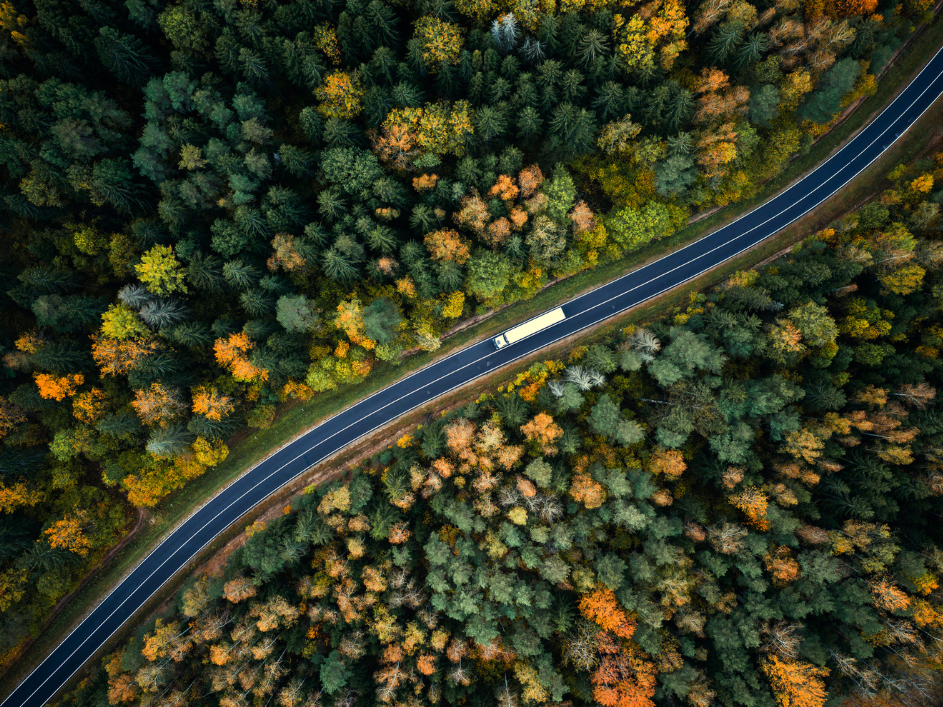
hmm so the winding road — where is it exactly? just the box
[6,42,943,707]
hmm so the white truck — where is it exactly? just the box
[493,307,566,349]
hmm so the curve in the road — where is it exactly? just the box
[6,43,943,707]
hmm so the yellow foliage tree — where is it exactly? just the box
[0,568,28,612]
[313,23,341,64]
[382,102,474,157]
[0,397,27,440]
[315,71,365,120]
[135,244,187,295]
[0,480,43,513]
[613,0,687,75]
[44,512,92,557]
[413,17,463,72]
[878,262,925,295]
[101,303,149,340]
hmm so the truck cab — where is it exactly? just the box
[493,334,509,349]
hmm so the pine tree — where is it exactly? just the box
[734,32,767,69]
[707,22,746,65]
[322,248,360,283]
[146,425,193,458]
[516,106,543,141]
[94,27,160,87]
[139,299,189,329]
[222,260,260,290]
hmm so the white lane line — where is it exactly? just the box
[7,46,943,707]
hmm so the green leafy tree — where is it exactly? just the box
[465,251,513,302]
[797,59,861,124]
[363,298,403,345]
[276,295,320,333]
[606,202,687,253]
[749,84,780,127]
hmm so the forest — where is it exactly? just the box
[55,154,943,707]
[0,0,935,675]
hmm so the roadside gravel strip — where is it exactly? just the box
[6,44,943,707]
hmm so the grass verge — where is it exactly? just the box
[3,14,943,702]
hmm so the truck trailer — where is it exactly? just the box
[493,307,566,349]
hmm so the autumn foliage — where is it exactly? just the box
[579,587,637,640]
[213,332,269,383]
[191,385,235,421]
[35,373,84,401]
[91,335,157,376]
[762,656,830,707]
[131,383,186,425]
[44,513,92,557]
[591,634,658,707]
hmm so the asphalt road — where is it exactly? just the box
[6,44,943,707]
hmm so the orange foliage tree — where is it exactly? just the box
[280,380,316,402]
[579,587,636,640]
[267,233,308,273]
[452,190,490,235]
[223,576,258,603]
[761,655,829,707]
[35,373,83,401]
[591,633,658,707]
[520,413,563,455]
[570,472,607,509]
[370,122,421,170]
[191,385,235,421]
[132,383,186,426]
[728,486,770,530]
[214,332,269,383]
[647,448,686,479]
[868,579,912,613]
[72,388,106,424]
[488,174,519,203]
[570,201,597,233]
[424,228,471,264]
[413,173,438,192]
[824,0,878,17]
[518,164,544,198]
[315,71,365,120]
[764,547,801,586]
[91,335,157,376]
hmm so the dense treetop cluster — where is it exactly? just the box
[0,0,933,669]
[57,159,943,707]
